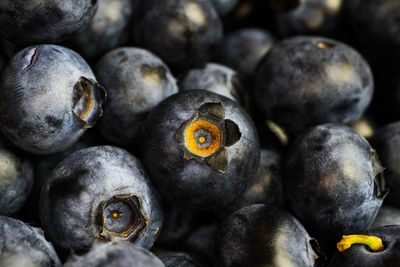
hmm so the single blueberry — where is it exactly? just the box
[0,216,61,267]
[96,47,178,146]
[216,204,320,267]
[68,0,133,61]
[254,36,373,135]
[217,28,275,79]
[132,0,223,70]
[0,0,98,46]
[180,63,246,104]
[141,90,260,210]
[64,241,164,267]
[329,225,400,267]
[284,124,386,245]
[0,144,33,216]
[39,146,163,254]
[0,45,106,154]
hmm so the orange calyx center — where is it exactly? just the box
[184,119,222,157]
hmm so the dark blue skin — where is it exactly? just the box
[96,47,178,146]
[372,121,400,209]
[0,145,33,216]
[216,204,319,267]
[329,226,400,267]
[284,124,386,245]
[231,148,284,212]
[209,0,239,15]
[159,252,203,267]
[270,0,343,36]
[0,0,97,47]
[0,45,106,154]
[133,0,223,70]
[345,0,400,51]
[372,206,400,228]
[68,0,133,61]
[180,63,246,104]
[141,90,260,210]
[217,28,275,79]
[0,51,6,76]
[40,146,163,255]
[64,241,165,267]
[254,36,373,135]
[0,216,61,267]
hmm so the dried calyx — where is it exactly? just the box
[97,195,147,240]
[73,77,107,128]
[177,102,241,172]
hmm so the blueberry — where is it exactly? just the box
[96,47,178,146]
[133,0,223,70]
[0,145,33,216]
[329,225,400,267]
[345,0,400,50]
[270,0,343,36]
[372,206,400,228]
[159,251,202,267]
[39,146,163,254]
[217,28,275,79]
[0,216,61,267]
[68,0,133,61]
[232,148,284,211]
[141,90,260,210]
[180,63,245,104]
[216,204,320,267]
[64,241,164,267]
[0,0,97,46]
[254,36,373,135]
[209,0,239,15]
[0,51,6,76]
[372,121,400,208]
[284,124,386,244]
[0,45,106,154]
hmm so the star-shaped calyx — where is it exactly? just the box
[177,102,241,172]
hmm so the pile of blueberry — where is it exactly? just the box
[1,0,400,267]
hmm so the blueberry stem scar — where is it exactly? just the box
[337,235,384,252]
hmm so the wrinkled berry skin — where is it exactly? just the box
[96,47,178,146]
[64,241,164,267]
[159,252,202,267]
[372,121,400,208]
[284,124,386,244]
[69,0,133,61]
[0,216,61,267]
[0,0,97,46]
[142,90,260,210]
[217,29,274,79]
[329,226,400,267]
[40,146,163,254]
[0,146,33,215]
[180,63,245,103]
[0,45,106,154]
[254,36,373,134]
[345,0,400,50]
[216,204,318,267]
[372,206,400,228]
[133,0,223,70]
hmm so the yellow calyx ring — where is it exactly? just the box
[337,235,384,252]
[184,119,222,157]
